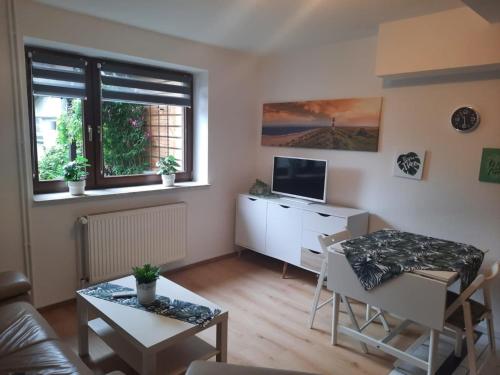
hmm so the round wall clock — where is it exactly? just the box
[451,106,480,132]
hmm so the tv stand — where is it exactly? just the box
[234,194,368,274]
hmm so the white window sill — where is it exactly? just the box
[33,181,210,205]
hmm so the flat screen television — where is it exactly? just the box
[272,156,327,203]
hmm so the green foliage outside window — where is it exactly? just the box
[38,99,83,181]
[38,99,151,180]
[102,102,150,176]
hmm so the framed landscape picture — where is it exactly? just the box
[261,97,382,152]
[479,148,500,184]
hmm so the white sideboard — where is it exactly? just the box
[235,194,369,273]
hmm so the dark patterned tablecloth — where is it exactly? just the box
[80,283,221,327]
[340,229,485,291]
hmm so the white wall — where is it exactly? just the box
[0,0,258,307]
[256,36,500,326]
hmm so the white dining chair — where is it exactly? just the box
[444,261,499,375]
[308,231,390,340]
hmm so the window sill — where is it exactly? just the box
[32,181,210,205]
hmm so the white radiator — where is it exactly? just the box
[79,203,187,284]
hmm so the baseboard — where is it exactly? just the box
[163,252,238,276]
[38,298,76,313]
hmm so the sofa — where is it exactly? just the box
[0,271,93,375]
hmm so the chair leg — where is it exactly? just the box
[427,329,440,375]
[331,292,340,345]
[366,304,372,321]
[342,295,369,354]
[486,314,496,355]
[454,329,463,357]
[375,307,391,332]
[309,259,327,328]
[463,302,478,375]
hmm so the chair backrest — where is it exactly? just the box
[485,261,499,282]
[317,230,352,253]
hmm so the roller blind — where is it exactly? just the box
[100,62,192,107]
[28,49,87,98]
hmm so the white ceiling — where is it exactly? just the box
[35,0,464,54]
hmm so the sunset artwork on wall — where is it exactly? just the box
[261,97,383,151]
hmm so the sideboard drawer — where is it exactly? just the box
[301,230,323,253]
[300,248,324,273]
[302,211,347,234]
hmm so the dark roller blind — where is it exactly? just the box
[28,48,87,98]
[100,61,192,107]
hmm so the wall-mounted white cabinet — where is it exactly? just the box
[234,194,369,273]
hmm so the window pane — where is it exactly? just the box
[102,103,185,177]
[34,97,84,181]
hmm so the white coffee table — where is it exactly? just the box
[76,275,228,375]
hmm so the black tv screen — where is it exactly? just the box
[272,156,327,203]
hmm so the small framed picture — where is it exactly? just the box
[479,148,500,184]
[393,150,426,180]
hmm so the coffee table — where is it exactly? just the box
[76,275,228,375]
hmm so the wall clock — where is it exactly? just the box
[451,106,480,132]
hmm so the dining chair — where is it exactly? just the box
[444,261,499,375]
[308,230,390,336]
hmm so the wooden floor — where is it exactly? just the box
[41,251,426,375]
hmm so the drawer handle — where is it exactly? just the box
[248,197,257,201]
[308,249,321,255]
[317,213,331,217]
[279,204,290,209]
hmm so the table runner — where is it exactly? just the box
[80,283,221,327]
[340,229,485,291]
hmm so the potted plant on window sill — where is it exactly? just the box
[156,155,180,187]
[63,156,90,196]
[132,263,160,306]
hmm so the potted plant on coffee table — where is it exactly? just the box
[156,155,180,187]
[63,156,90,196]
[132,263,160,305]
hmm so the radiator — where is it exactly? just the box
[79,203,187,284]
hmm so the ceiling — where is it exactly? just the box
[35,0,464,54]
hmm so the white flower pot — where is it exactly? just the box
[161,174,175,187]
[68,180,85,196]
[136,280,157,305]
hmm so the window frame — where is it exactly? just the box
[25,47,194,194]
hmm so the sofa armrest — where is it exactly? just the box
[0,271,31,302]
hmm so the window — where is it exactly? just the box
[26,47,193,193]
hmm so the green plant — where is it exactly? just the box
[63,156,90,182]
[156,155,180,175]
[132,264,160,284]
